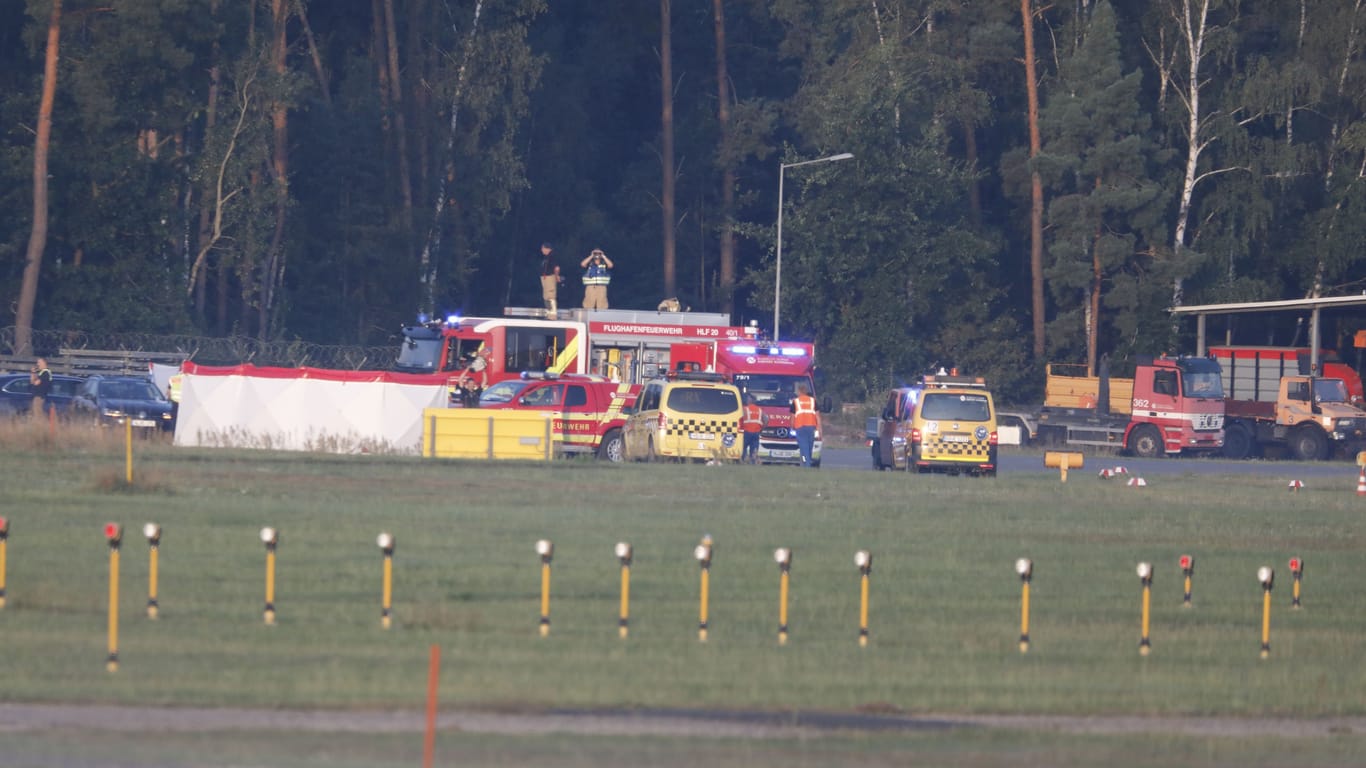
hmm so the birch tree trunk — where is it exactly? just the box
[1169,0,1210,310]
[660,0,678,300]
[1020,0,1046,359]
[712,0,735,317]
[14,0,62,357]
[416,0,483,316]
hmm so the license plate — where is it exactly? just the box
[940,434,969,443]
[688,432,714,441]
[767,449,798,458]
[131,419,157,427]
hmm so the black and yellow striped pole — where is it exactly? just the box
[536,539,554,636]
[143,523,161,619]
[377,532,395,629]
[1016,558,1033,653]
[774,547,793,645]
[855,550,872,647]
[615,542,633,638]
[1179,554,1194,607]
[104,523,123,672]
[260,527,279,625]
[1258,566,1275,659]
[1289,557,1304,609]
[694,535,713,641]
[1137,562,1153,656]
[0,516,9,609]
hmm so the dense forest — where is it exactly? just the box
[2,0,1364,401]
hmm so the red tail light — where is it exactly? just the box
[910,428,921,443]
[989,431,999,446]
[657,412,667,430]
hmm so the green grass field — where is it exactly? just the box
[2,422,1365,766]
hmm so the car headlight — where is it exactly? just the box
[1338,418,1356,429]
[102,408,123,418]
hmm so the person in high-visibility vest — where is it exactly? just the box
[740,393,767,464]
[580,248,614,309]
[790,383,820,467]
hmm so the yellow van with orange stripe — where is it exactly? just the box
[621,373,743,463]
[871,374,998,476]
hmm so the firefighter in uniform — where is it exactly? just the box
[580,248,614,310]
[741,393,766,464]
[539,242,562,315]
[790,383,819,467]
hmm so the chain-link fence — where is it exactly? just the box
[1,327,397,371]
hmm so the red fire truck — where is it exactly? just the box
[998,355,1226,457]
[393,307,826,464]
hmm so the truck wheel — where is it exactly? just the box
[1129,424,1164,458]
[1222,424,1253,460]
[598,429,625,463]
[1290,425,1329,462]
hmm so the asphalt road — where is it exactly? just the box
[819,445,1363,481]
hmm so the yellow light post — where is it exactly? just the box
[694,535,713,642]
[378,532,396,629]
[855,550,872,647]
[774,547,793,645]
[0,516,9,610]
[260,527,279,625]
[1016,558,1033,653]
[536,539,554,636]
[1258,566,1275,659]
[124,417,134,485]
[104,523,123,672]
[143,523,161,619]
[1137,562,1153,656]
[1179,554,1194,607]
[1289,557,1304,609]
[615,542,633,638]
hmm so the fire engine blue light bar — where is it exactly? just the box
[731,345,757,354]
[445,314,461,325]
[780,347,806,357]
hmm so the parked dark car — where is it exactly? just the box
[71,375,176,432]
[0,372,84,417]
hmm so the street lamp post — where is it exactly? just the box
[774,152,853,341]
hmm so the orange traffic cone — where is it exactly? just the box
[1357,466,1366,497]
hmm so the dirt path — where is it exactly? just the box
[1,703,1360,740]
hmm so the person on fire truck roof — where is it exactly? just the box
[580,248,614,310]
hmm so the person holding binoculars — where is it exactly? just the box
[580,248,614,310]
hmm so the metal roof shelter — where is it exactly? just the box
[1170,293,1366,373]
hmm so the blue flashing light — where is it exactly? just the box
[445,314,461,326]
[417,313,429,324]
[731,345,757,354]
[767,347,780,355]
[780,347,807,357]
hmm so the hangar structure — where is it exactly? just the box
[1170,293,1366,374]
